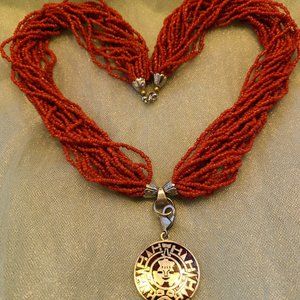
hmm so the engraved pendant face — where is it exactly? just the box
[134,240,200,300]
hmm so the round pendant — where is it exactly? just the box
[134,240,200,300]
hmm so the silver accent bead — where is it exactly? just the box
[147,91,158,103]
[132,78,146,93]
[154,73,167,88]
[141,95,149,104]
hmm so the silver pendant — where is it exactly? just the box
[134,184,200,299]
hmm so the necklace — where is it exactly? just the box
[1,0,299,299]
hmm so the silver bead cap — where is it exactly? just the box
[132,74,167,104]
[144,181,178,199]
[132,77,146,93]
[154,73,167,88]
[162,181,178,197]
[144,183,158,199]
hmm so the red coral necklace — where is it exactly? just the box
[1,0,299,299]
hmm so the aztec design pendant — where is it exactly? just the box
[134,240,200,300]
[134,183,200,299]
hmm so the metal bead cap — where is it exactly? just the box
[154,73,167,88]
[143,181,178,199]
[132,77,146,93]
[162,181,178,197]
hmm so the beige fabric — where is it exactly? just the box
[0,1,299,299]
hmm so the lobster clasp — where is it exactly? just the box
[153,187,176,237]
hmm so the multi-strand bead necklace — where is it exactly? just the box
[1,0,299,299]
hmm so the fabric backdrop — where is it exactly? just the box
[0,1,299,299]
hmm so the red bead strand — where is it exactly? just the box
[1,0,299,198]
[164,1,299,198]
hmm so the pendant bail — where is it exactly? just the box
[153,187,176,239]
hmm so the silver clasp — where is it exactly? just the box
[132,73,167,104]
[153,187,176,240]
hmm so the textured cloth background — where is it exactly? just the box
[0,1,299,299]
